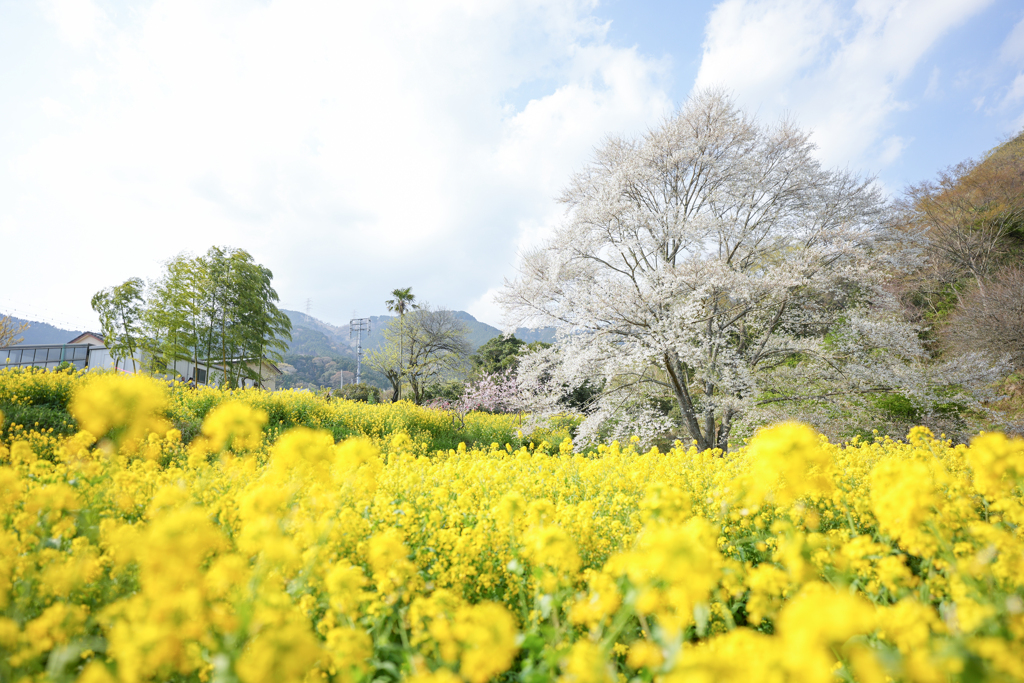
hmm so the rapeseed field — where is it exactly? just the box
[1,369,1023,682]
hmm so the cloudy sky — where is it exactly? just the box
[2,0,1023,331]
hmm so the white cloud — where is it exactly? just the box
[39,0,107,47]
[1,0,671,328]
[1004,72,1024,103]
[39,97,70,119]
[695,0,995,170]
[465,287,504,329]
[925,66,941,98]
[999,16,1024,64]
[878,134,909,165]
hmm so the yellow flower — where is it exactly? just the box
[325,561,369,617]
[451,602,519,683]
[70,373,170,445]
[776,582,876,683]
[569,571,622,628]
[199,400,267,452]
[522,525,581,577]
[404,669,463,683]
[869,458,938,557]
[325,626,372,681]
[368,528,416,597]
[967,432,1024,499]
[75,661,117,683]
[626,641,664,671]
[746,422,832,506]
[235,616,323,683]
[560,640,613,683]
[744,562,790,625]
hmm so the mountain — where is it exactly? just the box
[2,316,84,346]
[285,327,350,358]
[281,309,555,355]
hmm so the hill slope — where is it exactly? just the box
[2,316,84,346]
[281,309,555,355]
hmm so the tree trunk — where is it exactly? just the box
[663,351,712,451]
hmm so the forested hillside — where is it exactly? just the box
[282,309,555,357]
[893,131,1024,422]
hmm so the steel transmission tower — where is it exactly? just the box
[349,318,371,384]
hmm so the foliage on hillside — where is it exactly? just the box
[278,353,390,393]
[1,372,1023,682]
[285,326,350,358]
[282,309,556,358]
[895,130,1024,369]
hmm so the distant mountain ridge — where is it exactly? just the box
[3,310,555,356]
[281,309,555,357]
[2,316,84,346]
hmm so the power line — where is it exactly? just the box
[0,299,98,332]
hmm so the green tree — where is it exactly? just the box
[366,307,470,404]
[91,277,145,372]
[97,247,291,386]
[376,287,419,400]
[0,315,28,347]
[144,254,205,378]
[386,287,418,317]
[365,341,404,401]
[470,335,526,376]
[403,308,471,404]
[233,257,292,388]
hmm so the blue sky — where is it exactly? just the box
[2,0,1022,332]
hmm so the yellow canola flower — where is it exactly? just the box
[451,601,519,683]
[869,458,939,557]
[325,560,370,617]
[626,640,664,671]
[744,562,790,625]
[5,368,1024,683]
[199,400,268,453]
[324,626,372,681]
[606,517,722,634]
[746,422,833,506]
[0,466,23,515]
[776,581,877,683]
[967,432,1024,499]
[569,570,622,628]
[75,661,117,683]
[522,524,581,581]
[560,640,614,683]
[234,611,323,683]
[70,373,170,445]
[405,668,463,683]
[368,527,417,598]
[666,629,780,682]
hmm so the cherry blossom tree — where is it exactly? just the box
[429,370,521,429]
[500,89,1003,450]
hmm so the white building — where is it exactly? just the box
[0,333,282,390]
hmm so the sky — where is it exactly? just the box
[2,0,1023,332]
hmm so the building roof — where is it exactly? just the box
[67,332,106,345]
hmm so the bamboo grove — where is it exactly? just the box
[91,247,291,387]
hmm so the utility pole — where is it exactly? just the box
[349,318,370,385]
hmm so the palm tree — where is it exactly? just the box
[386,287,417,317]
[385,287,418,401]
